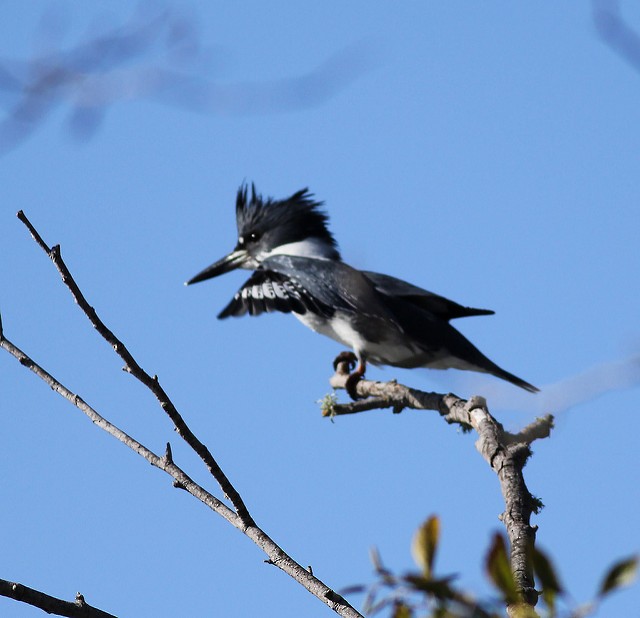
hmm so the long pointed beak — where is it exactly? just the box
[185,249,251,285]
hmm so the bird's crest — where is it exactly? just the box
[234,183,340,259]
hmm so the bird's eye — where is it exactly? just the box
[248,231,261,242]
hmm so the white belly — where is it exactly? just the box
[294,311,367,351]
[293,310,423,367]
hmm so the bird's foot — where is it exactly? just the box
[332,351,366,400]
[333,351,357,373]
[345,371,364,401]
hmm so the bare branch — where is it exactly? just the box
[329,364,553,608]
[593,0,640,73]
[16,209,254,528]
[3,213,365,617]
[327,366,448,420]
[0,334,240,527]
[504,415,554,446]
[0,578,117,618]
[1,333,363,618]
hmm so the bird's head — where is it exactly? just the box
[186,183,340,285]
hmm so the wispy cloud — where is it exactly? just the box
[0,5,381,155]
[462,352,640,416]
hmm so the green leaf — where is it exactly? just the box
[403,574,457,600]
[531,546,563,610]
[391,602,413,618]
[485,533,520,605]
[598,555,638,597]
[411,515,440,578]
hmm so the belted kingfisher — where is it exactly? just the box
[186,184,538,397]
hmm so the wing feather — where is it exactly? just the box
[218,269,322,319]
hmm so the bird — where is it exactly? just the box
[186,184,538,398]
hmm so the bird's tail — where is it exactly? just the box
[489,366,539,393]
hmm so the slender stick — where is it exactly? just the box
[2,211,365,618]
[0,334,362,617]
[0,579,117,618]
[16,210,254,527]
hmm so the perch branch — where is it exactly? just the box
[329,363,553,608]
[0,579,116,618]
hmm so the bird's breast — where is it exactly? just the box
[293,311,368,351]
[292,310,425,366]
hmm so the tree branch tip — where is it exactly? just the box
[16,210,52,252]
[465,395,487,411]
[163,442,174,465]
[318,392,338,417]
[542,414,555,428]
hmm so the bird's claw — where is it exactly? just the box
[332,351,366,400]
[345,371,364,400]
[333,351,357,373]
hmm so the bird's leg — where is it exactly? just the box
[332,351,366,400]
[345,359,367,401]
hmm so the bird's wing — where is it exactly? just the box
[258,255,402,323]
[361,271,494,321]
[217,268,333,319]
[363,273,538,392]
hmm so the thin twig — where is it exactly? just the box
[4,211,365,618]
[593,0,640,73]
[0,579,116,618]
[0,334,239,526]
[329,366,553,608]
[16,209,254,528]
[0,324,363,618]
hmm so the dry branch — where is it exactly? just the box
[1,212,364,618]
[329,363,554,608]
[0,579,116,618]
[2,209,554,616]
[16,210,254,527]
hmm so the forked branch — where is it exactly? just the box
[1,212,363,618]
[328,364,554,608]
[16,210,254,527]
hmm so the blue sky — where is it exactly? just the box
[1,2,639,617]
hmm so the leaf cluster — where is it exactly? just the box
[350,516,637,618]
